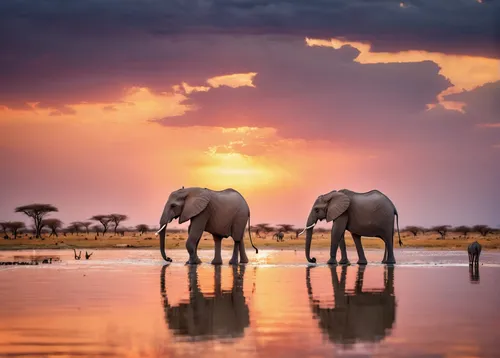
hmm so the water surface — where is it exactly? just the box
[0,249,499,357]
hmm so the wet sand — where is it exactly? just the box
[0,249,499,357]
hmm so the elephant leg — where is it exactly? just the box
[185,215,208,265]
[229,241,240,265]
[239,239,249,264]
[211,234,223,265]
[351,233,367,265]
[328,216,348,265]
[382,245,388,264]
[338,233,350,265]
[382,230,396,264]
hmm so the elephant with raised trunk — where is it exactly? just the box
[299,189,402,265]
[155,187,258,265]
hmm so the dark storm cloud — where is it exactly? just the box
[1,0,498,56]
[0,0,498,109]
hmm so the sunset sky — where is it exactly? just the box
[0,0,499,229]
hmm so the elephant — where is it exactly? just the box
[299,189,402,265]
[467,241,482,266]
[273,231,284,242]
[306,265,396,347]
[160,264,250,340]
[155,187,258,265]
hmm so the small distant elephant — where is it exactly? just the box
[467,241,482,265]
[156,187,258,265]
[299,189,402,265]
[273,232,284,242]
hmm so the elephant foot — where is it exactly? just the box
[239,257,249,264]
[327,258,338,265]
[185,257,202,265]
[357,259,368,265]
[339,258,350,266]
[228,259,238,265]
[384,258,396,265]
[211,258,223,265]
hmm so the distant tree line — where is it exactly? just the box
[402,225,497,240]
[1,203,498,242]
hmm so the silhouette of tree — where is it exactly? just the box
[90,215,112,235]
[277,224,295,233]
[403,226,424,237]
[15,204,58,238]
[431,225,451,239]
[81,221,92,234]
[0,222,8,236]
[109,214,128,234]
[90,224,102,236]
[295,228,304,238]
[42,219,63,237]
[454,225,472,237]
[136,224,150,235]
[4,222,26,239]
[472,225,492,237]
[255,223,274,238]
[69,221,84,235]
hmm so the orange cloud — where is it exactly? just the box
[207,72,257,88]
[305,37,500,112]
[476,123,500,128]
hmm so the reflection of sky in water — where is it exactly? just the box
[0,249,499,357]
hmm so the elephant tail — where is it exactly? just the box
[248,215,259,254]
[395,209,403,247]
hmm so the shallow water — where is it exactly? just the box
[0,248,499,357]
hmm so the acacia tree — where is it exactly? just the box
[15,204,58,238]
[6,222,26,239]
[454,225,472,238]
[277,224,295,233]
[431,225,451,240]
[472,225,492,237]
[135,224,150,235]
[0,222,8,237]
[295,228,304,238]
[255,223,274,238]
[69,221,85,235]
[109,214,128,234]
[90,215,112,235]
[42,218,63,237]
[90,225,102,236]
[81,221,92,234]
[404,226,424,237]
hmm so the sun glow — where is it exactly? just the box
[193,152,283,191]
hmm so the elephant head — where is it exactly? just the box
[300,191,351,263]
[156,187,211,262]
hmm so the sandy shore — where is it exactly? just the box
[1,231,498,251]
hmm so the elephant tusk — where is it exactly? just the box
[155,224,166,236]
[298,223,316,236]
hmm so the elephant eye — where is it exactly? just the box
[314,208,319,212]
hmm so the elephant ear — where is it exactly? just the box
[179,190,210,224]
[324,191,351,223]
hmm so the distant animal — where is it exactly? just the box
[155,186,258,265]
[273,232,284,242]
[73,248,81,260]
[85,251,93,260]
[467,241,482,265]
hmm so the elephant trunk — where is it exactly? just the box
[159,227,169,262]
[305,212,317,263]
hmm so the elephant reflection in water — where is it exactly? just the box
[160,264,250,340]
[306,265,396,347]
[469,264,480,283]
